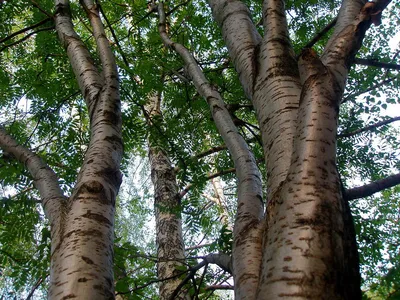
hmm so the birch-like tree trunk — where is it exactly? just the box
[145,92,188,300]
[157,3,264,298]
[0,1,123,298]
[205,0,391,298]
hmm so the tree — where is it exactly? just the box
[1,0,123,298]
[0,0,399,299]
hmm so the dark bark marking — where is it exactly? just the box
[278,292,308,297]
[234,218,261,247]
[81,256,94,264]
[75,180,112,205]
[103,110,121,126]
[252,42,260,92]
[104,134,122,145]
[61,295,77,299]
[55,3,71,17]
[81,180,104,193]
[78,277,88,282]
[82,210,112,226]
[97,166,122,190]
[93,285,103,290]
[63,229,103,239]
[103,276,113,287]
[55,281,68,287]
[93,284,114,299]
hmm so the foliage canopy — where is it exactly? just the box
[0,0,399,298]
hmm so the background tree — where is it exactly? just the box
[0,0,399,299]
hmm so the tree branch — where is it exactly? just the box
[25,275,47,300]
[208,0,261,98]
[0,26,55,52]
[175,136,259,172]
[345,172,400,200]
[98,2,131,70]
[354,58,400,70]
[29,0,54,18]
[205,284,234,291]
[0,17,52,44]
[54,0,103,111]
[185,243,214,251]
[322,0,393,91]
[0,128,66,224]
[342,74,399,104]
[168,253,232,300]
[339,116,400,138]
[301,17,337,52]
[166,0,191,16]
[179,167,235,198]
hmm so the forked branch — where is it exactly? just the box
[301,17,337,51]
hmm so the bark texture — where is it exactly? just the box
[146,93,188,300]
[207,0,392,298]
[0,2,123,296]
[50,1,123,298]
[158,4,264,299]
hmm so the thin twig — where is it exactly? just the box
[0,26,55,52]
[166,0,191,16]
[98,2,131,68]
[0,17,52,44]
[338,116,400,138]
[29,0,53,18]
[341,75,399,104]
[301,17,337,51]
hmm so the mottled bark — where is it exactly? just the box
[209,0,301,200]
[258,48,347,298]
[146,93,188,300]
[0,1,123,295]
[158,3,264,299]
[51,1,123,298]
[208,0,392,298]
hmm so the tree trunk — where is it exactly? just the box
[205,0,389,298]
[146,92,188,300]
[0,1,123,298]
[157,4,264,298]
[51,1,124,298]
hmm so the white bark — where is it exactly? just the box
[0,128,66,260]
[47,1,123,298]
[208,0,261,99]
[158,4,264,299]
[258,49,344,298]
[209,0,301,198]
[253,0,301,197]
[208,0,392,298]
